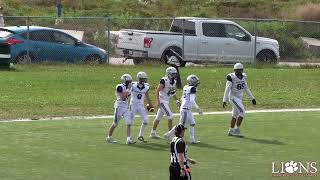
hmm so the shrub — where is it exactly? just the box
[239,21,319,60]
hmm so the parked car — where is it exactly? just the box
[113,17,280,66]
[0,26,107,64]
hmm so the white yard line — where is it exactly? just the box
[0,108,320,123]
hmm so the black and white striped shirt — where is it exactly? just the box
[170,136,187,165]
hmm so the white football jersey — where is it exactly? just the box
[223,73,254,102]
[181,85,197,110]
[130,82,150,105]
[115,84,131,108]
[159,77,176,103]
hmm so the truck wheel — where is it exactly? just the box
[256,50,277,63]
[133,58,144,65]
[162,47,186,67]
[179,58,186,67]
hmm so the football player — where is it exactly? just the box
[130,72,153,143]
[106,74,134,144]
[150,67,181,139]
[165,75,202,144]
[223,63,256,137]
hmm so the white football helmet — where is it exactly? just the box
[234,63,244,70]
[121,74,132,87]
[187,74,200,87]
[166,67,178,80]
[137,71,147,83]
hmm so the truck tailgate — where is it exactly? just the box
[117,30,145,51]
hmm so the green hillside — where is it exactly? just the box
[1,0,320,19]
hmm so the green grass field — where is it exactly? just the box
[0,64,319,119]
[0,111,319,180]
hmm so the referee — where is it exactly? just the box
[169,124,197,180]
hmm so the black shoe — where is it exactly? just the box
[138,136,147,143]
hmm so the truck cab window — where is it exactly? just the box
[170,19,196,35]
[202,23,226,37]
[225,24,249,41]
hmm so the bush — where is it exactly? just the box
[239,21,319,60]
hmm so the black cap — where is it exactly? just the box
[175,124,187,133]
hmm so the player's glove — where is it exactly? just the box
[252,99,256,105]
[180,169,186,177]
[223,102,227,108]
[176,100,181,108]
[197,108,203,115]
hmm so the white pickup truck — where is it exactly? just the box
[114,17,280,66]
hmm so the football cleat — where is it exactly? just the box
[190,139,201,144]
[126,138,136,145]
[228,128,244,138]
[228,128,236,136]
[150,131,161,139]
[106,136,117,143]
[138,136,147,143]
[234,128,244,137]
[163,133,170,141]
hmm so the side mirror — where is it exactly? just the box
[242,35,251,41]
[75,40,81,46]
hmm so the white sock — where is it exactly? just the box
[189,126,195,141]
[127,137,131,141]
[151,129,156,133]
[167,125,176,137]
[139,124,146,137]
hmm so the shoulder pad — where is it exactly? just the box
[226,75,232,82]
[131,82,137,88]
[190,86,197,93]
[228,73,235,78]
[116,85,123,93]
[160,78,166,85]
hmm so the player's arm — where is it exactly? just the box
[190,87,202,115]
[172,89,178,100]
[145,90,153,107]
[171,89,181,107]
[244,82,256,105]
[223,75,232,108]
[187,157,197,164]
[156,79,165,107]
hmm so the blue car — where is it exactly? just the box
[0,26,107,64]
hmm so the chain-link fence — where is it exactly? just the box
[1,16,320,65]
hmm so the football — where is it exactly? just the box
[146,104,154,112]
